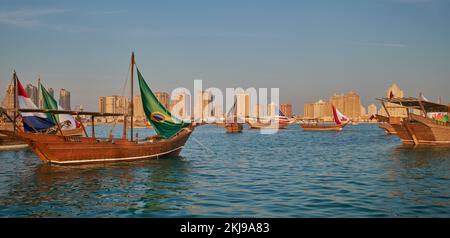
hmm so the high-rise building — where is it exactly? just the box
[237,92,251,118]
[267,103,277,117]
[2,82,14,110]
[330,91,362,120]
[98,97,106,113]
[303,102,315,118]
[303,99,332,119]
[253,104,264,118]
[368,104,377,116]
[280,103,293,118]
[59,89,71,110]
[194,91,213,121]
[48,88,54,98]
[379,83,407,117]
[360,105,367,116]
[313,100,332,119]
[154,92,170,109]
[170,92,190,120]
[74,104,84,112]
[133,95,145,121]
[99,95,128,114]
[26,84,39,106]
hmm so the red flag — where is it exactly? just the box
[389,91,394,99]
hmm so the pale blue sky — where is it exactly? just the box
[1,0,449,113]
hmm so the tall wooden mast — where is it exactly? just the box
[130,52,135,142]
[13,71,17,135]
[37,75,41,109]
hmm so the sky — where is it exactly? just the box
[0,0,449,114]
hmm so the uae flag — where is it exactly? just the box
[17,79,55,132]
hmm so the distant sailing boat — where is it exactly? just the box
[247,109,289,129]
[300,105,349,131]
[0,53,194,164]
[225,99,243,133]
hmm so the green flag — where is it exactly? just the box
[441,114,449,123]
[137,67,190,139]
[40,83,58,124]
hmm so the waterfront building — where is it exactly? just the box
[303,102,315,118]
[237,92,251,119]
[170,92,190,120]
[313,100,332,119]
[98,97,106,113]
[2,82,14,110]
[194,91,213,121]
[379,83,408,118]
[59,88,71,110]
[154,92,170,110]
[368,104,377,116]
[303,99,332,120]
[48,88,54,98]
[252,103,265,118]
[360,105,367,116]
[98,95,128,116]
[133,95,145,121]
[26,84,39,106]
[73,104,84,112]
[280,103,293,118]
[267,103,277,117]
[330,91,362,120]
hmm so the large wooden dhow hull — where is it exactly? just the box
[0,127,193,165]
[393,114,450,145]
[378,123,397,135]
[300,123,346,132]
[0,135,28,150]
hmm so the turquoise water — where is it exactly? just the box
[0,124,449,217]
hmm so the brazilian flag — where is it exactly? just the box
[137,67,190,139]
[40,83,59,124]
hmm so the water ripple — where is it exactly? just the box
[0,124,449,217]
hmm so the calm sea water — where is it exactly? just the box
[0,124,449,217]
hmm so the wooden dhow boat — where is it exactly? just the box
[247,110,290,129]
[300,105,349,131]
[0,113,28,150]
[377,97,450,145]
[0,53,194,164]
[372,114,397,135]
[225,99,243,133]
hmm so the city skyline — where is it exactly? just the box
[1,0,450,113]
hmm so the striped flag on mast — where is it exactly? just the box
[16,77,55,132]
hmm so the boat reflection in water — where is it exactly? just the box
[383,145,450,214]
[1,154,193,217]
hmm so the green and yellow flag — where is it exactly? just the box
[137,67,190,139]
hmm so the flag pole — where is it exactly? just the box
[130,52,135,142]
[13,71,17,135]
